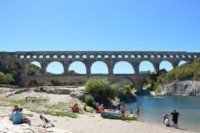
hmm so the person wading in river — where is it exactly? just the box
[171,110,179,129]
[136,106,140,118]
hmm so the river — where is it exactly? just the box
[125,96,200,132]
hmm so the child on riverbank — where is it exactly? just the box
[164,116,170,127]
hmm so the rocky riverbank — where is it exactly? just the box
[158,81,200,96]
[0,86,85,99]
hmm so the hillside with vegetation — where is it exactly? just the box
[154,59,200,95]
[0,61,41,86]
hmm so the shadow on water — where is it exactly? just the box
[125,96,200,132]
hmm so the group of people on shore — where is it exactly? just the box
[163,110,179,129]
[95,102,140,118]
[9,105,31,125]
[95,101,180,129]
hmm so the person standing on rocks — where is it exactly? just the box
[171,110,179,129]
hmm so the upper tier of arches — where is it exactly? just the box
[1,51,199,60]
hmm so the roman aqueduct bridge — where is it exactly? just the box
[0,51,199,91]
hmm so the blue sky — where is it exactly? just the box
[0,0,199,74]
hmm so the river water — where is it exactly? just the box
[125,96,200,132]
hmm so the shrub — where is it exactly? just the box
[84,95,95,107]
[85,78,118,105]
[0,72,14,84]
[117,85,136,102]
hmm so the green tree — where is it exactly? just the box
[85,78,118,105]
[0,72,14,84]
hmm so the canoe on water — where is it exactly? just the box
[101,111,121,119]
[121,114,137,121]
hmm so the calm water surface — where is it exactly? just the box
[125,96,200,132]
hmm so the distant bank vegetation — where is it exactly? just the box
[154,59,200,92]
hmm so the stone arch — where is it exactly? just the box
[163,55,168,58]
[159,61,173,71]
[182,55,186,58]
[179,60,187,67]
[124,55,129,58]
[46,55,50,58]
[144,55,148,58]
[68,55,73,58]
[27,61,41,76]
[151,55,155,58]
[75,55,80,58]
[118,55,122,58]
[131,55,135,58]
[68,61,86,74]
[39,55,43,58]
[170,55,173,58]
[139,61,155,74]
[46,61,64,74]
[91,61,108,74]
[97,55,102,58]
[137,55,141,58]
[26,55,31,58]
[61,55,65,58]
[82,55,87,58]
[20,55,24,58]
[157,55,161,58]
[90,55,94,58]
[111,55,116,58]
[113,61,134,74]
[104,55,109,58]
[33,55,37,58]
[53,55,58,58]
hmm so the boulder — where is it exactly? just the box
[70,90,84,100]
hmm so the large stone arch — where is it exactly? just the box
[159,61,173,71]
[139,61,155,74]
[91,61,108,74]
[27,61,42,76]
[68,61,86,74]
[113,61,135,74]
[178,60,187,67]
[46,61,64,74]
